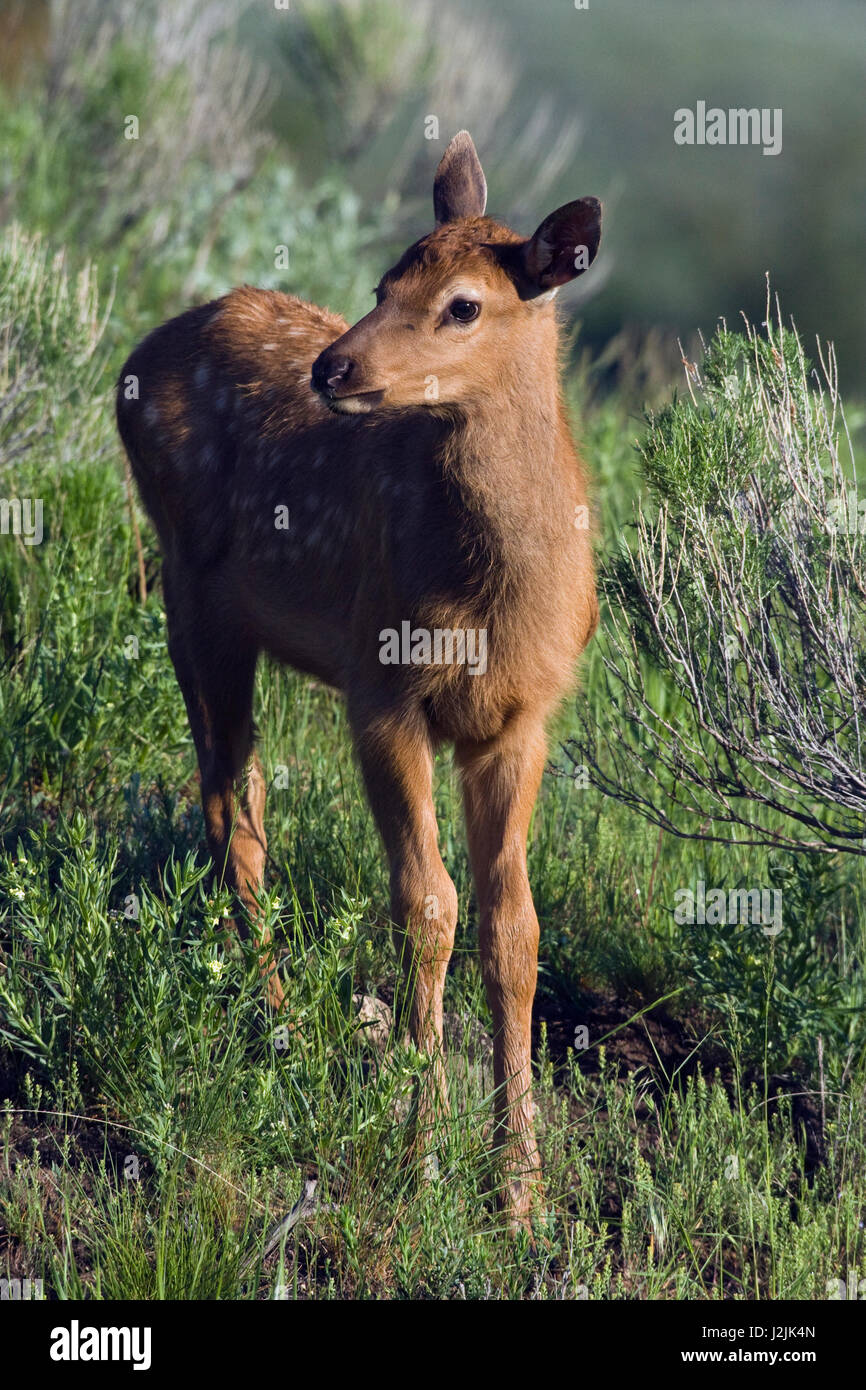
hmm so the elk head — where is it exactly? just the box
[310,131,602,414]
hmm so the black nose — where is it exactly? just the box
[311,354,353,396]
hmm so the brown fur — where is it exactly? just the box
[116,133,602,1229]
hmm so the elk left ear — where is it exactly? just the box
[521,197,602,296]
[434,130,488,226]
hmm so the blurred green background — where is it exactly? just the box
[245,0,866,391]
[476,0,865,389]
[1,0,862,390]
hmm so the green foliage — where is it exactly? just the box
[0,31,395,340]
[0,816,388,1168]
[575,305,866,854]
[185,158,394,327]
[683,854,855,1067]
[274,0,440,164]
[568,308,866,1070]
[490,0,865,391]
[1,0,864,1302]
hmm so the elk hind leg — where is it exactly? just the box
[165,592,283,1010]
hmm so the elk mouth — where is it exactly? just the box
[323,388,387,414]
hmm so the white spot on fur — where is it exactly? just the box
[330,395,373,415]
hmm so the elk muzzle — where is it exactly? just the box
[311,343,386,414]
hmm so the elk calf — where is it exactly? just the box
[117,132,602,1227]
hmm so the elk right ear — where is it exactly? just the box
[520,197,602,297]
[433,131,488,226]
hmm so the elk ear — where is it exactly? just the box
[433,130,488,226]
[520,197,602,297]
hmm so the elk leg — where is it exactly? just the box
[456,716,548,1229]
[164,582,283,1011]
[351,702,458,1148]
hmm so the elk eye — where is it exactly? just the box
[449,298,480,322]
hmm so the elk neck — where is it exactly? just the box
[433,319,571,558]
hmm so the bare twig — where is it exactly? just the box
[566,299,866,854]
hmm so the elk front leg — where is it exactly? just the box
[351,703,458,1148]
[457,716,548,1230]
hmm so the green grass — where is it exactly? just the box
[1,222,864,1299]
[1,5,865,1295]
